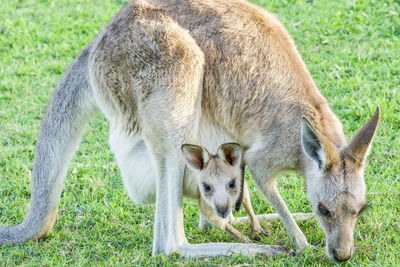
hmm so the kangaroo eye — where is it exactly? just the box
[318,203,331,217]
[229,179,236,189]
[203,184,211,192]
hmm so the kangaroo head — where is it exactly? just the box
[301,108,380,262]
[181,143,242,219]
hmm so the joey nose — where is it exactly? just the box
[216,205,229,218]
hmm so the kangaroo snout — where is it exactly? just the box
[332,247,353,263]
[328,235,354,263]
[215,204,229,218]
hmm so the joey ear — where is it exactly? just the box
[344,107,380,165]
[217,143,241,166]
[181,144,210,171]
[301,117,326,169]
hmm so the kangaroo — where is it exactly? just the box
[0,0,379,261]
[181,143,267,243]
[117,139,267,244]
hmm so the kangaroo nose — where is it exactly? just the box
[216,205,229,218]
[333,249,351,262]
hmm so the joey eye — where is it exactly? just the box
[229,179,236,189]
[318,203,331,217]
[203,184,211,192]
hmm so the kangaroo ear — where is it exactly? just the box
[344,107,380,166]
[181,144,210,171]
[217,143,241,166]
[301,117,326,169]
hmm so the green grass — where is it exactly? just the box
[0,0,399,265]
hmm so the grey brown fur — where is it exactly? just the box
[0,0,379,261]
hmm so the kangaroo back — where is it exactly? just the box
[0,45,96,243]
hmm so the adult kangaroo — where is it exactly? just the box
[0,0,379,261]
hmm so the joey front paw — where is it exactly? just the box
[241,235,254,244]
[251,227,268,241]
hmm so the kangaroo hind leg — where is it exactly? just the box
[89,8,206,255]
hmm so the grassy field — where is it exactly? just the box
[0,0,399,265]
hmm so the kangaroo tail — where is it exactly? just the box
[0,45,97,243]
